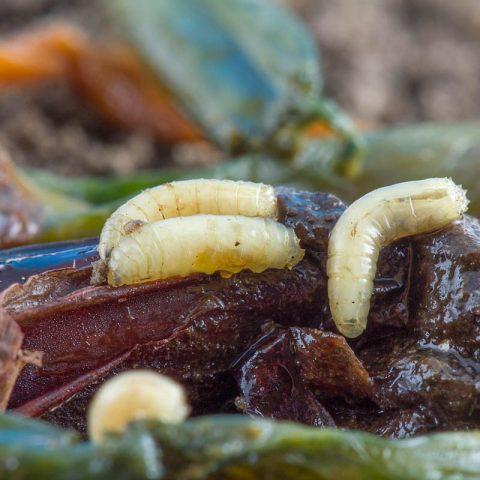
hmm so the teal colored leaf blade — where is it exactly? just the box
[1,414,480,479]
[113,0,321,152]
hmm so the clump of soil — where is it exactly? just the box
[0,0,479,176]
[299,0,480,124]
[0,0,166,176]
[0,83,165,176]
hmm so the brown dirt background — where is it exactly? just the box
[0,0,479,176]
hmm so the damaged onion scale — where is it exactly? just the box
[100,179,304,286]
[327,178,468,339]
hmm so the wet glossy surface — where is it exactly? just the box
[1,189,479,438]
[234,326,373,426]
[0,238,98,290]
[350,217,480,436]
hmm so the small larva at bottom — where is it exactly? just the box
[107,215,305,286]
[88,370,189,443]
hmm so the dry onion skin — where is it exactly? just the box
[108,215,304,287]
[327,178,468,338]
[99,179,278,260]
[88,370,190,443]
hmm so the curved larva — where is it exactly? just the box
[327,178,468,339]
[99,179,277,260]
[88,370,189,443]
[107,215,304,287]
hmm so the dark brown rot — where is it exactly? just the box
[0,188,478,437]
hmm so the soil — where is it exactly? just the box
[0,0,479,176]
[299,0,480,125]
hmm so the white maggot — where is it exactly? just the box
[107,215,304,287]
[88,370,190,443]
[99,179,277,260]
[327,178,468,338]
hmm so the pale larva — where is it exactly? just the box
[88,370,189,443]
[327,178,468,338]
[107,215,304,287]
[99,179,277,260]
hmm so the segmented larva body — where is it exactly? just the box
[327,178,468,338]
[108,215,304,287]
[88,370,189,443]
[99,179,277,260]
